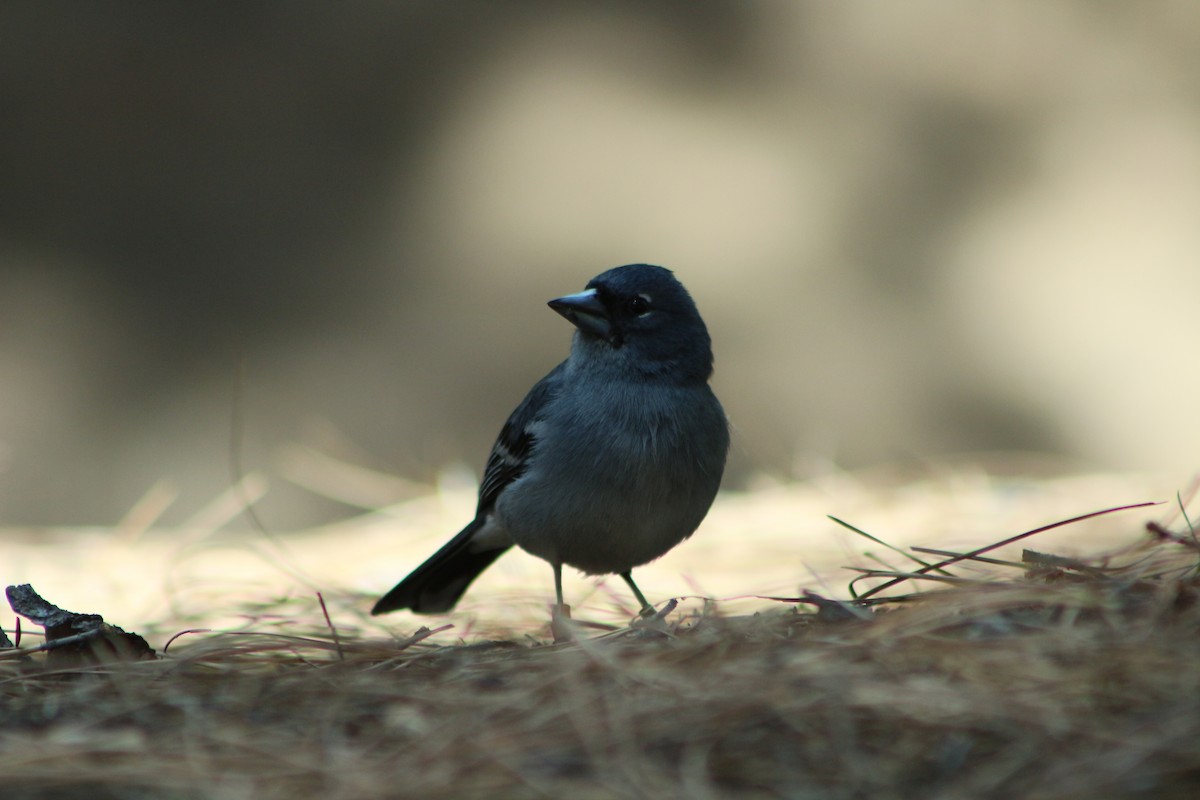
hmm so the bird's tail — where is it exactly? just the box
[371,518,511,615]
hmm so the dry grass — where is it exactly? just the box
[3,508,1200,800]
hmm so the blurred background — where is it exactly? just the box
[2,2,1198,530]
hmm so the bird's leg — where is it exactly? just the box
[620,571,655,617]
[553,562,567,612]
[550,562,574,642]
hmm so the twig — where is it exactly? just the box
[317,592,345,662]
[854,501,1162,602]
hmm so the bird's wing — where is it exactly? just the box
[475,361,565,514]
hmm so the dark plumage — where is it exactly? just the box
[372,264,728,617]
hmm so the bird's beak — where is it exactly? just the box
[548,288,613,341]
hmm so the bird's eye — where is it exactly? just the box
[627,295,651,316]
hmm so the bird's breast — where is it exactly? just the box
[495,378,727,573]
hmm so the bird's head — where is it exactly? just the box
[548,264,714,383]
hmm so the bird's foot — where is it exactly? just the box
[630,597,678,634]
[550,603,574,643]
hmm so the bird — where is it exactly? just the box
[371,264,728,620]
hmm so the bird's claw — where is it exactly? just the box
[551,603,574,643]
[630,597,678,631]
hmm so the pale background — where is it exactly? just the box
[1,2,1197,534]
